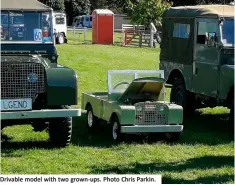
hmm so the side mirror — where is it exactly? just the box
[206,32,217,47]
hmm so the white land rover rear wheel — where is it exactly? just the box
[57,33,64,44]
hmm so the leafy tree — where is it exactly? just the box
[127,0,172,27]
[64,0,91,24]
[70,0,91,16]
[171,0,232,6]
[39,0,65,11]
[90,0,107,10]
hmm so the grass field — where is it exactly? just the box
[1,32,234,184]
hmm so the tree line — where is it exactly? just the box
[38,0,233,25]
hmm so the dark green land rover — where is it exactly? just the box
[1,0,81,147]
[160,5,234,117]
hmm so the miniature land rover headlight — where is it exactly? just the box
[159,106,164,111]
[136,106,142,112]
[27,73,38,83]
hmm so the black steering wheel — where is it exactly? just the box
[113,81,130,90]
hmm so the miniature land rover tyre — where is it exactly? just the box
[86,105,99,130]
[170,78,195,117]
[111,115,123,142]
[164,132,180,142]
[57,33,65,44]
[49,105,72,147]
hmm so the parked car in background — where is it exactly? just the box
[53,12,67,44]
[43,12,67,44]
[72,15,92,28]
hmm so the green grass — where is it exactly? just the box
[1,32,234,184]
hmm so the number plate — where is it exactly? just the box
[1,99,32,111]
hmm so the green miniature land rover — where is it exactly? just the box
[159,5,234,117]
[82,70,183,142]
[1,0,81,147]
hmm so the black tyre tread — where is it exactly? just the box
[49,105,72,147]
[170,78,195,117]
[164,132,181,142]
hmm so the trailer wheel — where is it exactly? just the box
[111,115,123,142]
[49,105,72,147]
[86,105,99,130]
[164,132,180,142]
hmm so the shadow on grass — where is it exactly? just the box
[1,111,233,151]
[71,111,234,148]
[89,155,234,183]
[71,113,116,148]
[1,140,55,157]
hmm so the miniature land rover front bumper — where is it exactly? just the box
[120,125,183,133]
[1,109,81,120]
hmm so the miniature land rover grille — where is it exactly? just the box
[135,102,167,125]
[1,62,45,101]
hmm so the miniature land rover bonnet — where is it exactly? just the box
[1,0,81,147]
[82,70,183,142]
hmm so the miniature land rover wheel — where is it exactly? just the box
[49,105,72,147]
[86,105,99,130]
[57,33,65,44]
[170,78,195,117]
[111,115,123,142]
[164,132,180,142]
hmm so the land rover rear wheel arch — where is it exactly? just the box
[167,69,184,85]
[170,74,195,117]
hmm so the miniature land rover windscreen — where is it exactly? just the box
[107,70,166,101]
[1,11,53,43]
[222,18,234,46]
